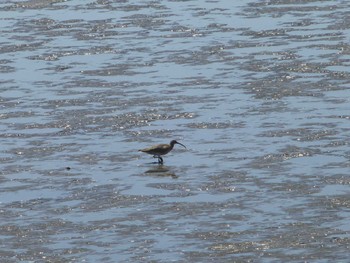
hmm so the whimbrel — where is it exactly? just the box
[138,140,186,164]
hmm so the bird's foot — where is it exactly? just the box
[153,155,163,164]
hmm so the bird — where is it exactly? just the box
[138,140,186,164]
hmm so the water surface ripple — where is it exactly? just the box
[0,0,349,262]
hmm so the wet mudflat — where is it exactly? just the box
[0,0,349,262]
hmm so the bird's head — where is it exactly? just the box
[170,140,186,149]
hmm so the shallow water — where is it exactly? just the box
[0,0,349,262]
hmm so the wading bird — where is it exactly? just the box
[138,140,186,164]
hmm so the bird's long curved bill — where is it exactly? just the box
[176,142,186,149]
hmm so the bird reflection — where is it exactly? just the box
[144,165,178,178]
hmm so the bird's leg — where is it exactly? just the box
[153,155,163,164]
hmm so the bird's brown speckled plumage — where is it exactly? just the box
[139,140,186,163]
